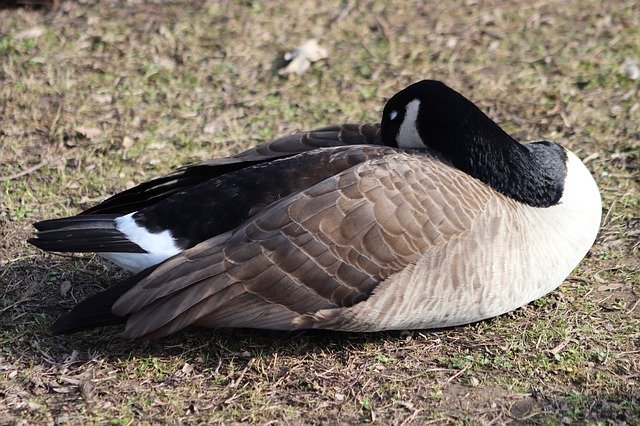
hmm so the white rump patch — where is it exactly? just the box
[100,212,181,272]
[396,99,424,149]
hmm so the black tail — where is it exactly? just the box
[28,214,144,253]
[51,266,157,335]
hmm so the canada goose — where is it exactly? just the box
[37,80,601,340]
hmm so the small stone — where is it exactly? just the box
[60,280,72,297]
[621,57,640,80]
[121,136,134,150]
[610,105,624,116]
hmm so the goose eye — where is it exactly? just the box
[389,110,398,121]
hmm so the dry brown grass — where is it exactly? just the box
[1,0,639,423]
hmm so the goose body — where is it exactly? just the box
[31,80,602,340]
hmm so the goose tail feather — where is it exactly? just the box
[28,214,144,253]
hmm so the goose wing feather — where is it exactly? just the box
[111,152,494,339]
[82,124,380,215]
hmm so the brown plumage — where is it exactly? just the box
[110,152,494,339]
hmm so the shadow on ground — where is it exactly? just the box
[1,255,417,366]
[2,255,639,423]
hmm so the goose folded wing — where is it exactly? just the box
[82,124,381,215]
[130,145,402,248]
[110,152,491,340]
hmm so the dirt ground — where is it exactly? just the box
[1,0,639,423]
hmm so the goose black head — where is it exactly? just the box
[379,80,514,160]
[380,80,568,208]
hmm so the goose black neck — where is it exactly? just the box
[447,128,567,208]
[383,80,568,207]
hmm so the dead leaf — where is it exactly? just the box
[66,158,80,168]
[597,283,623,292]
[92,93,112,104]
[63,350,79,364]
[279,39,328,76]
[181,363,194,374]
[75,126,102,141]
[203,121,223,134]
[79,379,95,401]
[153,55,177,70]
[147,142,167,150]
[14,27,44,40]
[26,401,42,412]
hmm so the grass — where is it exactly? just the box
[1,0,639,423]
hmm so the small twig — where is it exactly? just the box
[400,408,423,426]
[0,274,46,316]
[618,350,640,356]
[446,364,470,382]
[375,15,391,42]
[567,276,595,285]
[213,356,223,375]
[626,298,640,314]
[549,334,573,356]
[0,298,35,316]
[513,410,554,421]
[602,199,617,228]
[333,0,355,23]
[49,101,63,139]
[230,358,254,388]
[582,152,600,164]
[0,160,47,181]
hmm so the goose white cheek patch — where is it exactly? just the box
[397,99,423,149]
